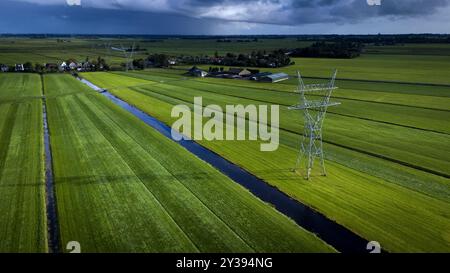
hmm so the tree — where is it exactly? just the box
[24,62,33,72]
[96,56,109,71]
[132,59,145,70]
[291,41,363,59]
[34,63,45,73]
[147,54,169,67]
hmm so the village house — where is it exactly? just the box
[59,62,68,72]
[187,66,208,77]
[0,64,9,72]
[228,68,252,77]
[15,64,24,72]
[69,62,78,70]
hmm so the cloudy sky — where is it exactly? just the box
[1,0,449,34]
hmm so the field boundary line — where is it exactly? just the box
[175,84,450,135]
[134,83,450,136]
[116,70,450,119]
[78,93,255,252]
[168,67,450,87]
[129,85,450,179]
[72,94,204,252]
[299,75,450,88]
[118,71,450,112]
[195,79,450,111]
[0,105,19,180]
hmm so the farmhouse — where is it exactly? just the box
[69,62,78,70]
[258,72,289,83]
[59,62,68,71]
[76,61,93,72]
[15,64,24,72]
[187,66,208,77]
[228,68,252,77]
[0,64,9,72]
[250,72,272,81]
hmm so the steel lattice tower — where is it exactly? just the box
[111,43,135,72]
[289,70,340,180]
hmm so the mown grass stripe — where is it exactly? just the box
[72,94,204,252]
[0,104,19,179]
[128,85,450,179]
[134,81,450,136]
[50,94,198,252]
[300,75,450,88]
[109,71,450,137]
[76,93,255,252]
[190,78,450,112]
[121,71,450,109]
[105,80,450,177]
[80,73,450,252]
[76,75,334,253]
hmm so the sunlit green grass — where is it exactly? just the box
[88,71,450,177]
[0,74,47,253]
[45,74,333,253]
[82,71,450,252]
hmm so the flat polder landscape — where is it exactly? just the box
[0,36,449,253]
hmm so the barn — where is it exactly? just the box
[258,73,289,83]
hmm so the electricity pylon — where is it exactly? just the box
[111,43,135,72]
[289,70,340,180]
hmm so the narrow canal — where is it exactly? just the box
[42,100,60,253]
[41,75,60,253]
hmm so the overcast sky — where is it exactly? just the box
[1,0,449,34]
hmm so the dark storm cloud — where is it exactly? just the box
[12,0,450,25]
[331,0,450,21]
[2,0,450,34]
[0,0,215,34]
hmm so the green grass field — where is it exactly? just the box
[178,53,450,85]
[44,74,333,253]
[0,37,310,66]
[81,70,450,252]
[95,71,450,177]
[2,38,450,84]
[1,38,450,253]
[0,74,47,252]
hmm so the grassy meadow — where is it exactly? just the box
[44,74,333,253]
[0,37,449,253]
[0,74,47,252]
[81,68,450,252]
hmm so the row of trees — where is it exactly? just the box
[179,49,293,68]
[290,41,364,59]
[217,38,259,43]
[132,54,171,69]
